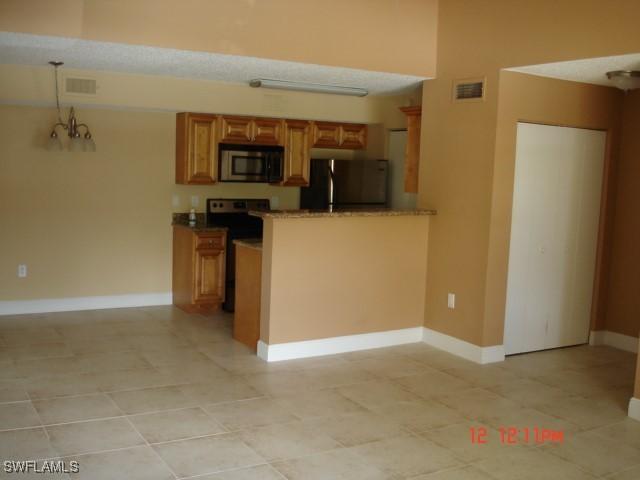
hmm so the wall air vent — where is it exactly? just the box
[64,76,97,95]
[453,77,485,102]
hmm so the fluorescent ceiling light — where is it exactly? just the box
[249,78,368,97]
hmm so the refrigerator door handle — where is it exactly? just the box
[328,159,336,208]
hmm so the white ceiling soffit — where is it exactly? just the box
[0,32,427,96]
[506,53,640,87]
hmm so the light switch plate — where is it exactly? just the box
[172,194,180,208]
[18,264,27,278]
[447,293,455,309]
[190,195,200,208]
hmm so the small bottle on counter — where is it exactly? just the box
[188,208,197,227]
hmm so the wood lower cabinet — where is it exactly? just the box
[173,226,226,312]
[311,121,367,149]
[176,113,218,184]
[282,120,311,186]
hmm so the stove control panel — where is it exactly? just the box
[207,198,270,214]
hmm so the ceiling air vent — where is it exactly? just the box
[64,76,97,95]
[453,77,485,102]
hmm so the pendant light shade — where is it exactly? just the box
[606,70,640,92]
[47,130,63,151]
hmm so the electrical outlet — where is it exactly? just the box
[270,196,280,209]
[172,194,180,208]
[18,264,27,278]
[190,195,200,208]
[447,293,455,309]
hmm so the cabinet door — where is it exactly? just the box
[340,124,367,149]
[220,116,253,143]
[283,120,311,186]
[194,248,225,303]
[253,118,283,145]
[176,113,217,184]
[399,106,421,193]
[312,122,341,148]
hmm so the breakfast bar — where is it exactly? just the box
[238,209,435,361]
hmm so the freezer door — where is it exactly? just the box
[300,159,331,209]
[332,159,388,206]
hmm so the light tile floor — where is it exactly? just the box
[0,306,638,479]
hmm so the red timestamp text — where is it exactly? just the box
[470,426,564,445]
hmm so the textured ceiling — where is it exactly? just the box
[506,53,640,87]
[0,32,427,96]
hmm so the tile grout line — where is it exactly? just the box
[118,401,180,480]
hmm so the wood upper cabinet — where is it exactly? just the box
[220,116,283,145]
[283,120,311,186]
[252,118,283,145]
[172,227,226,312]
[176,113,365,187]
[399,106,422,193]
[176,113,218,184]
[311,122,367,149]
[312,122,342,148]
[340,123,367,149]
[220,116,253,143]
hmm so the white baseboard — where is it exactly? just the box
[257,327,424,362]
[589,330,638,353]
[256,325,506,364]
[588,330,606,346]
[422,327,505,364]
[629,397,640,422]
[0,292,173,316]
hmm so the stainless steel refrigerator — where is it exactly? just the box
[300,159,388,210]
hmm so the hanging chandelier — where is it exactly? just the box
[47,61,96,152]
[605,70,640,92]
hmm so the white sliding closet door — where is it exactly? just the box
[504,122,605,355]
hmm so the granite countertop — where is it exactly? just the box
[172,213,228,232]
[233,238,263,251]
[249,209,437,219]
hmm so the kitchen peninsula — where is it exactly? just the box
[235,209,435,361]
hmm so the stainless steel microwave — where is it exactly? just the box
[219,144,284,183]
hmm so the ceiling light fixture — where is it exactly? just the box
[606,70,640,92]
[47,61,96,152]
[249,78,368,97]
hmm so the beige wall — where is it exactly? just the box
[605,90,640,338]
[0,65,409,302]
[260,216,429,344]
[484,72,623,346]
[0,0,438,77]
[420,0,640,347]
